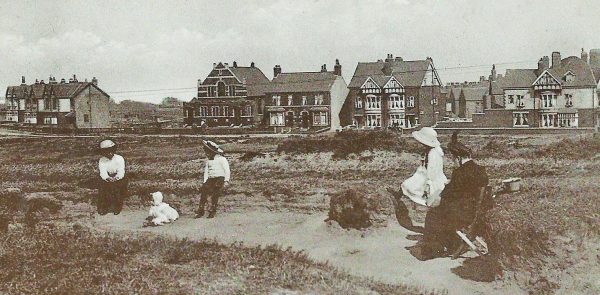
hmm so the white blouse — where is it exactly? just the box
[98,154,125,181]
[203,154,231,183]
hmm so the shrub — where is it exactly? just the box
[277,130,417,159]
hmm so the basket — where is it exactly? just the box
[502,177,522,192]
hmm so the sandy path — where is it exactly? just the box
[94,210,521,295]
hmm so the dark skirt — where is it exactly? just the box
[97,177,129,215]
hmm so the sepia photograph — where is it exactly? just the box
[0,0,599,294]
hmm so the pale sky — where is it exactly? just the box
[1,0,600,104]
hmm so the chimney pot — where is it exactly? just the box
[21,76,25,85]
[321,64,327,72]
[334,59,342,76]
[60,78,66,84]
[233,61,238,68]
[250,62,255,68]
[92,77,98,86]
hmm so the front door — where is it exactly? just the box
[286,111,294,127]
[301,112,309,128]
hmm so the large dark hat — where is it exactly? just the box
[202,140,223,154]
[447,131,472,157]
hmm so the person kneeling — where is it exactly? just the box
[144,192,179,227]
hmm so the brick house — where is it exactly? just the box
[264,60,349,132]
[4,75,111,128]
[183,61,270,127]
[473,50,600,128]
[341,54,444,129]
[445,74,494,119]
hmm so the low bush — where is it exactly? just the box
[277,130,419,159]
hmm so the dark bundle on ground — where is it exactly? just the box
[277,130,417,159]
[327,187,391,229]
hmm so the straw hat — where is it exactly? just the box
[411,127,440,148]
[99,139,116,149]
[202,140,223,154]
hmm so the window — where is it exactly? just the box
[516,95,525,107]
[366,114,381,128]
[244,105,252,117]
[565,94,573,107]
[208,86,216,97]
[315,94,324,105]
[365,95,381,110]
[270,112,284,126]
[541,94,556,108]
[272,95,281,106]
[558,113,578,127]
[257,99,263,115]
[217,82,226,97]
[405,115,417,128]
[229,85,236,96]
[313,111,328,126]
[446,102,452,112]
[355,97,363,109]
[540,113,558,128]
[389,114,405,127]
[288,95,293,106]
[211,106,220,116]
[200,106,208,117]
[513,112,529,127]
[507,95,514,104]
[84,114,90,123]
[223,106,230,117]
[407,96,415,108]
[302,96,307,106]
[44,117,58,125]
[388,94,404,109]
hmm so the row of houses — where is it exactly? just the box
[183,54,445,131]
[4,48,600,131]
[444,49,600,129]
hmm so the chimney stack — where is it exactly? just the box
[233,61,238,68]
[385,53,394,62]
[60,78,66,84]
[334,59,342,76]
[92,77,98,86]
[581,48,589,63]
[321,64,327,72]
[273,65,282,77]
[250,62,255,68]
[35,79,39,84]
[537,56,549,74]
[395,56,403,62]
[72,74,78,82]
[213,63,217,68]
[491,64,497,81]
[589,49,600,68]
[479,76,485,83]
[21,76,26,85]
[551,51,561,68]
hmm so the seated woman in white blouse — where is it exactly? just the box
[97,139,128,215]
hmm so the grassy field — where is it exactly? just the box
[0,131,599,294]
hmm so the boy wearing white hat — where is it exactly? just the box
[97,139,128,215]
[195,140,230,218]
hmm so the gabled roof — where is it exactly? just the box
[460,87,488,102]
[348,59,431,88]
[548,56,596,87]
[229,67,271,97]
[592,68,600,84]
[268,71,339,93]
[5,82,109,100]
[532,69,561,86]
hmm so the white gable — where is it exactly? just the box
[421,62,443,87]
[383,76,404,93]
[360,77,381,93]
[533,70,562,91]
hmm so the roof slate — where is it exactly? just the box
[348,59,431,89]
[267,71,338,93]
[460,87,488,101]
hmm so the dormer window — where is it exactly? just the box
[564,71,575,83]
